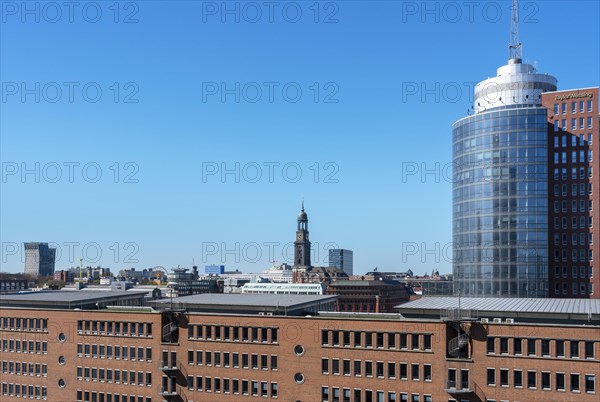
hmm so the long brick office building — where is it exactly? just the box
[1,289,599,402]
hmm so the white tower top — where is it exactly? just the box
[471,0,557,113]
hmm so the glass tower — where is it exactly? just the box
[452,59,557,297]
[329,249,353,276]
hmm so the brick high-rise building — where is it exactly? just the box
[542,88,599,298]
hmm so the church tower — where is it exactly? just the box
[293,201,311,269]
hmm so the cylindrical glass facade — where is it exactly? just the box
[453,105,549,297]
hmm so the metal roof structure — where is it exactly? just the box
[397,297,600,314]
[0,289,150,309]
[147,293,338,316]
[395,297,600,324]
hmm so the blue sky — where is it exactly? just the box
[1,0,599,275]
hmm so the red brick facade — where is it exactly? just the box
[542,88,599,298]
[1,307,599,402]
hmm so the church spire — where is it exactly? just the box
[294,201,311,268]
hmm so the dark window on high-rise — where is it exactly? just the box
[585,341,595,359]
[411,334,420,350]
[400,334,408,349]
[527,371,536,388]
[570,340,580,358]
[500,338,508,354]
[556,373,565,390]
[542,339,550,356]
[376,333,384,348]
[514,370,523,387]
[514,338,522,355]
[424,334,432,350]
[487,368,495,386]
[343,331,351,346]
[542,372,551,389]
[556,340,565,357]
[388,333,396,349]
[321,358,328,374]
[332,359,340,374]
[487,337,495,354]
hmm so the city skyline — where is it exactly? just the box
[2,1,599,275]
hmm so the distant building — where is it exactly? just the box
[0,274,32,294]
[294,265,348,284]
[290,202,349,284]
[205,264,225,275]
[326,279,410,313]
[166,266,219,297]
[24,242,56,277]
[53,270,74,283]
[329,249,354,276]
[241,282,325,295]
[221,277,250,293]
[220,264,294,283]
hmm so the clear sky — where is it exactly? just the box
[1,0,599,275]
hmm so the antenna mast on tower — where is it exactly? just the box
[509,0,522,61]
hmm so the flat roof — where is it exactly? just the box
[395,297,600,325]
[151,293,336,308]
[147,293,338,316]
[396,297,600,315]
[0,290,147,302]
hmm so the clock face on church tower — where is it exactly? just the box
[297,233,303,240]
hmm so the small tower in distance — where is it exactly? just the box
[292,201,312,282]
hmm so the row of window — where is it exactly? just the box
[553,265,594,280]
[553,199,593,214]
[1,383,47,399]
[553,248,594,262]
[321,358,432,381]
[77,343,152,361]
[0,281,28,289]
[78,320,152,338]
[553,281,595,296]
[321,330,433,351]
[187,324,278,344]
[485,368,596,393]
[0,318,47,332]
[553,233,594,248]
[187,350,277,371]
[1,339,47,354]
[553,183,593,197]
[1,361,47,377]
[321,387,431,402]
[77,366,152,386]
[486,337,596,359]
[183,376,278,398]
[553,150,594,164]
[553,133,594,147]
[553,100,594,115]
[553,166,593,180]
[553,117,594,131]
[76,390,151,402]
